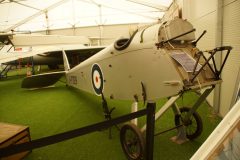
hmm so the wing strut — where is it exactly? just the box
[62,50,70,71]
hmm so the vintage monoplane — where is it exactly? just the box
[2,17,233,160]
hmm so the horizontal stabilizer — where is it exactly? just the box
[21,71,65,89]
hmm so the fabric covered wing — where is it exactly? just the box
[0,45,105,64]
[0,46,58,64]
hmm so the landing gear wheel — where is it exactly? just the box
[120,123,145,160]
[175,107,203,140]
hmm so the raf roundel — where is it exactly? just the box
[91,64,104,95]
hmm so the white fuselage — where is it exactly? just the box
[66,23,183,101]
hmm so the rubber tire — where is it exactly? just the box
[120,123,145,160]
[175,107,203,140]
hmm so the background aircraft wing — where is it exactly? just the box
[2,34,91,46]
[0,45,105,64]
[0,46,58,64]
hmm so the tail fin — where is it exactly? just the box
[62,50,70,71]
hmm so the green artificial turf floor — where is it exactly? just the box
[0,70,221,160]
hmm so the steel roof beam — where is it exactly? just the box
[127,0,168,11]
[12,0,41,11]
[3,0,70,32]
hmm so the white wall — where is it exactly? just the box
[182,0,218,108]
[220,0,240,116]
[180,0,240,116]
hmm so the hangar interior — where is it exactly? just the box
[0,0,239,160]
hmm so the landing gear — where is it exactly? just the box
[175,107,203,140]
[120,123,145,160]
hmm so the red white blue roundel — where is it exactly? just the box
[91,64,104,95]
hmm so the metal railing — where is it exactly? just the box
[0,102,156,160]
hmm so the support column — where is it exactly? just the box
[98,4,103,45]
[45,11,50,35]
[31,56,35,75]
[213,0,224,113]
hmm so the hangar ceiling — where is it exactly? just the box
[0,0,172,32]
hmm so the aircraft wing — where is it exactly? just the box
[0,34,91,46]
[0,46,58,64]
[0,45,105,64]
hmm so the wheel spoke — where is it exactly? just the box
[120,123,145,160]
[175,107,203,140]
